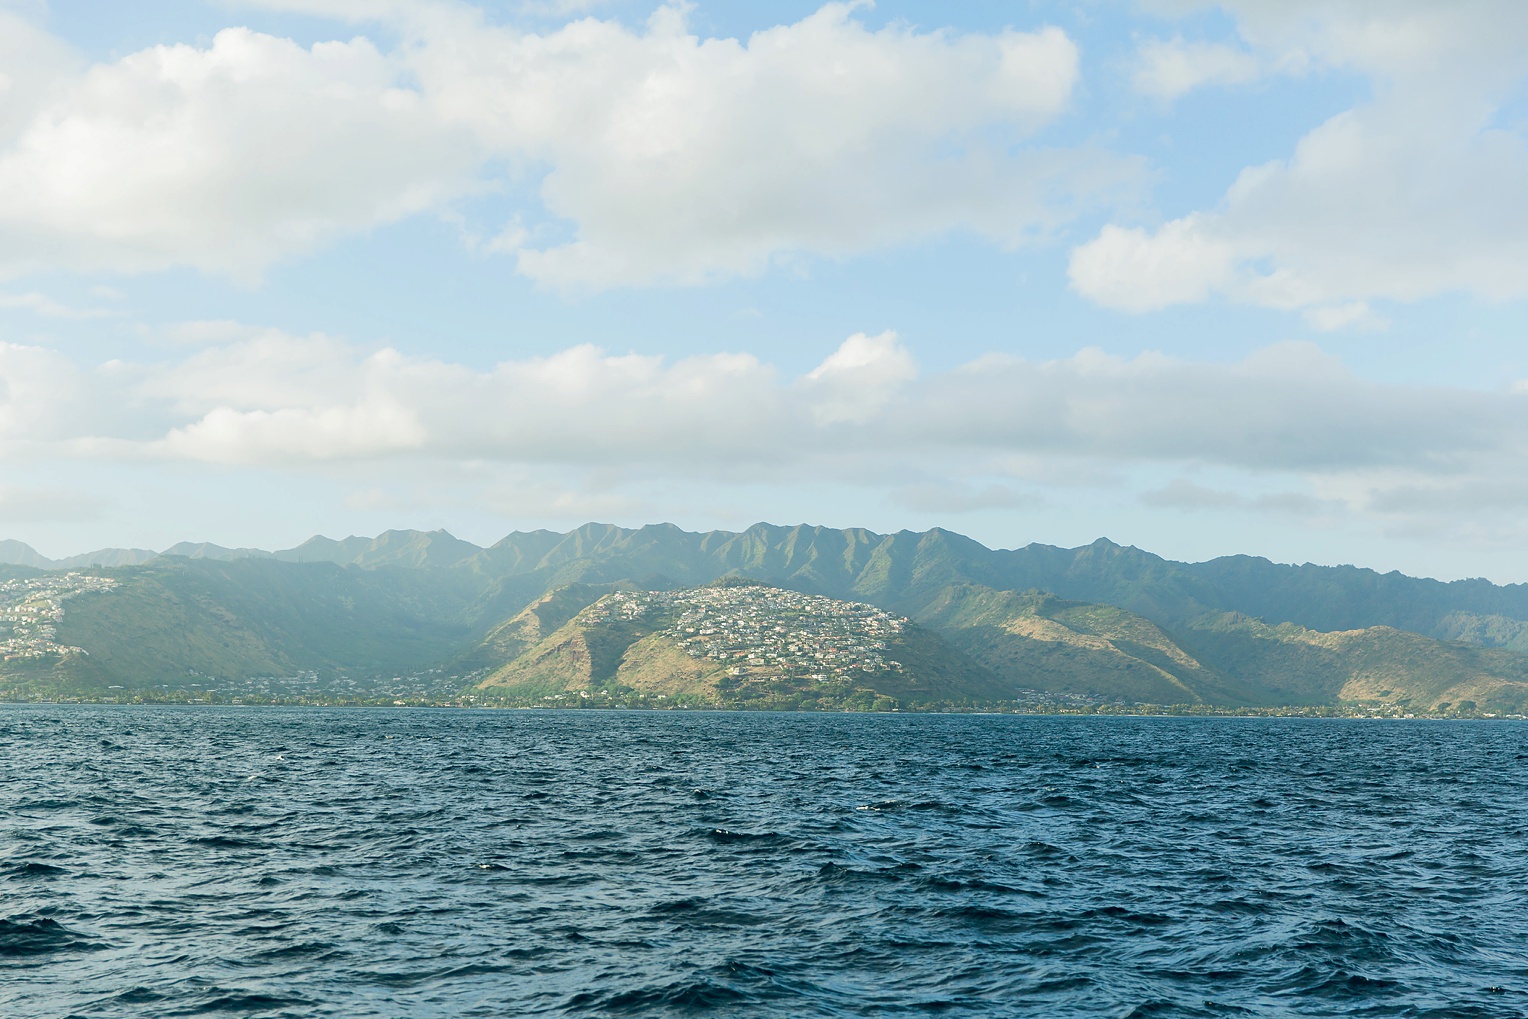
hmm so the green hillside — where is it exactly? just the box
[915,585,1254,705]
[1175,613,1528,713]
[1,557,487,696]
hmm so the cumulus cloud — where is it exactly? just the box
[0,3,1134,285]
[1082,0,1528,316]
[0,27,480,278]
[1302,301,1384,332]
[1067,217,1235,312]
[0,340,99,446]
[799,331,916,425]
[436,6,1106,286]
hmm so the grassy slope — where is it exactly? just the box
[476,606,656,697]
[612,634,727,697]
[447,583,604,676]
[1177,613,1528,712]
[916,584,1253,705]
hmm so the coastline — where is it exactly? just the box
[2,692,1519,721]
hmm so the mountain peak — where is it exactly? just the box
[0,539,52,569]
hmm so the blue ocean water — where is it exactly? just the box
[2,706,1526,1018]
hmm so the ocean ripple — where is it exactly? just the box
[2,705,1527,1017]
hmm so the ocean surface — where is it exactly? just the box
[2,707,1526,1018]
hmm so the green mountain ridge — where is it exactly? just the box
[6,522,1528,712]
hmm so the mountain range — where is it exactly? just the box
[5,523,1528,713]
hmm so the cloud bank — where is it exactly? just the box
[2,326,1524,542]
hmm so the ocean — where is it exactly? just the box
[2,705,1525,1017]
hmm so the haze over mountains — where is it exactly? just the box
[6,523,1528,713]
[0,530,484,571]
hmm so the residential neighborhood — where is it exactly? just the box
[0,572,115,661]
[592,583,909,681]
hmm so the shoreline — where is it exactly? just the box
[1,695,1520,721]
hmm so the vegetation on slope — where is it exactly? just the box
[1176,613,1528,713]
[3,558,487,693]
[915,584,1253,705]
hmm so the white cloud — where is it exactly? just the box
[162,398,428,462]
[0,4,1133,285]
[1132,37,1261,100]
[0,9,79,144]
[0,340,96,445]
[0,26,480,277]
[1083,1,1528,315]
[158,320,271,345]
[427,5,1107,287]
[1067,217,1235,312]
[800,330,916,425]
[1208,1,1528,82]
[1136,1,1528,83]
[1302,301,1384,332]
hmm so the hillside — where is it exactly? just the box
[446,583,606,677]
[475,583,1011,709]
[915,585,1254,706]
[0,558,489,698]
[1176,613,1528,713]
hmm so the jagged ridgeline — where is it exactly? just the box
[6,522,1528,713]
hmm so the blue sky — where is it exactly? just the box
[2,0,1528,581]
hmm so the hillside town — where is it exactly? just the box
[0,572,116,661]
[592,583,909,681]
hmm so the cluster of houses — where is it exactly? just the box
[147,668,464,703]
[596,584,908,681]
[0,572,115,661]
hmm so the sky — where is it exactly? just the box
[2,0,1527,580]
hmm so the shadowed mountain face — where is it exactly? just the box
[7,521,1528,711]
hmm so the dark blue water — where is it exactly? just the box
[3,707,1527,1018]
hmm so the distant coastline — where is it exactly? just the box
[3,692,1520,721]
